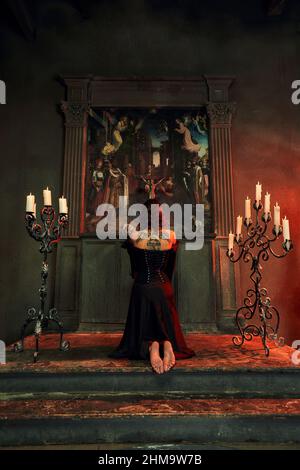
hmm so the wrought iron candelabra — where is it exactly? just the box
[227,201,293,356]
[14,206,70,362]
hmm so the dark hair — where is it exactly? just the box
[144,197,159,209]
[144,198,163,229]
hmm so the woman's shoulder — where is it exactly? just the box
[121,224,178,250]
[161,229,177,244]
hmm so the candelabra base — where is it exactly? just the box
[14,307,70,363]
[232,286,284,357]
[233,328,284,357]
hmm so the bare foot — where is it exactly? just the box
[149,341,164,374]
[163,340,176,372]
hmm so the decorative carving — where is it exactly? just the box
[61,101,89,127]
[60,100,89,235]
[207,102,236,126]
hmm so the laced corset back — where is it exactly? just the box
[132,247,171,284]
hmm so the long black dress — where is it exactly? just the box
[109,241,195,360]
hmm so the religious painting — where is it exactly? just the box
[85,107,211,232]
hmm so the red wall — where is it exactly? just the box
[232,82,300,346]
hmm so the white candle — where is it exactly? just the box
[256,181,262,202]
[43,187,52,206]
[228,231,234,251]
[59,196,68,214]
[264,192,270,214]
[245,197,251,219]
[236,215,243,236]
[282,216,290,240]
[26,193,35,212]
[274,202,280,227]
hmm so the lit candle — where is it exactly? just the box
[264,192,270,214]
[59,196,68,214]
[256,181,262,203]
[43,187,52,206]
[236,215,243,236]
[282,216,290,240]
[26,193,35,212]
[228,231,234,251]
[245,197,251,219]
[274,202,280,227]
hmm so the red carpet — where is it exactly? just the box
[3,332,296,373]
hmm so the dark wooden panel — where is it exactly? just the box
[77,239,216,329]
[58,246,77,311]
[55,240,81,330]
[89,78,208,107]
[176,240,215,327]
[219,244,236,311]
[80,240,121,323]
[118,244,134,321]
[215,239,237,332]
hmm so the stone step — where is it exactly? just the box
[2,332,299,397]
[1,368,300,397]
[1,396,300,446]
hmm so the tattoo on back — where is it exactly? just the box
[146,239,162,250]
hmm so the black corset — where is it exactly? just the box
[132,247,171,284]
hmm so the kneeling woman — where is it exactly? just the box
[109,199,195,373]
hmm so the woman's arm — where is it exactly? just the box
[121,238,136,279]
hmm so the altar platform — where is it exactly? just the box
[1,332,300,447]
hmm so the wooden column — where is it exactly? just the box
[60,78,90,237]
[207,101,236,236]
[205,77,238,331]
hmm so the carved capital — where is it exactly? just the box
[207,102,236,126]
[61,101,89,127]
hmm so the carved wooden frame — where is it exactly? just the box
[60,76,237,330]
